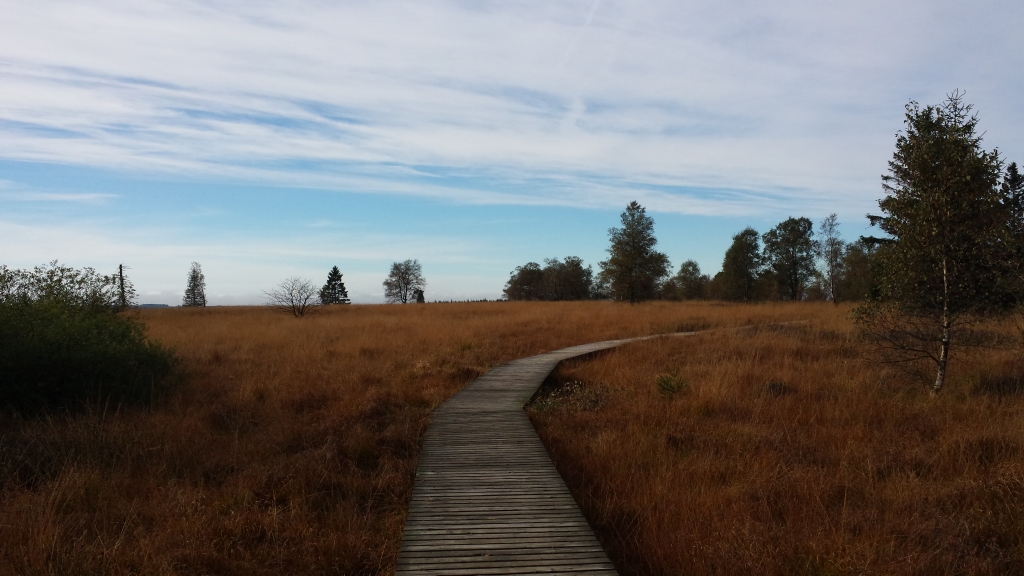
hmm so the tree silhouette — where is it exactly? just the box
[817,214,845,304]
[718,228,762,301]
[383,260,426,304]
[182,262,206,307]
[503,262,544,301]
[266,277,321,317]
[763,217,817,301]
[598,201,669,303]
[320,266,350,305]
[664,260,708,300]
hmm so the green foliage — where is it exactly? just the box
[873,94,1007,315]
[655,369,689,397]
[599,201,670,303]
[320,266,350,305]
[503,262,545,300]
[504,257,594,301]
[662,260,709,300]
[1002,161,1024,305]
[763,217,817,301]
[855,91,1016,393]
[1,261,131,310]
[834,239,878,303]
[0,262,175,413]
[541,256,594,300]
[718,227,762,301]
[182,262,206,307]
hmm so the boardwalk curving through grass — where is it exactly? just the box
[396,335,669,576]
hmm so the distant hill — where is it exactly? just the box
[138,304,171,309]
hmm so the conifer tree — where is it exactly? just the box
[598,201,669,303]
[320,266,350,305]
[182,262,206,307]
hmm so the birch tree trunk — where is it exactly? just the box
[933,258,951,395]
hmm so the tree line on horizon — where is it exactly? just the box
[504,208,877,305]
[180,260,428,313]
[506,91,1024,394]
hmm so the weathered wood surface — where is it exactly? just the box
[396,336,664,576]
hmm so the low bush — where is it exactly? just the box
[0,262,175,412]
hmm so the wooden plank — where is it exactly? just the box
[395,336,675,575]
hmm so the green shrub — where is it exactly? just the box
[656,369,689,397]
[0,262,176,413]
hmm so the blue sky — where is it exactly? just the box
[2,0,1022,303]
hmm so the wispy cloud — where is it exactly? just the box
[0,191,117,203]
[2,1,1020,216]
[0,181,117,203]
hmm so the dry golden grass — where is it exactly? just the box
[1,301,788,575]
[530,303,1024,576]
[5,301,1022,575]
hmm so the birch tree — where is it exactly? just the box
[817,214,845,304]
[854,92,1011,394]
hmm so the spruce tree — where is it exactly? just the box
[182,262,206,307]
[320,266,350,305]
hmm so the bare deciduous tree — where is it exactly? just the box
[383,260,426,304]
[265,277,322,317]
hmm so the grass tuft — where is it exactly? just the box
[655,369,689,397]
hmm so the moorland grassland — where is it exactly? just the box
[531,307,1024,576]
[1,301,1022,575]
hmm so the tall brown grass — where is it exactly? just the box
[530,303,1024,576]
[1,301,791,575]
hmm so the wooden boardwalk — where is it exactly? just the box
[396,336,658,576]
